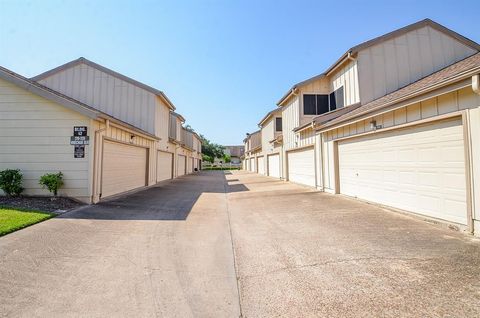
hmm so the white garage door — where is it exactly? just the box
[102,141,147,198]
[338,118,467,225]
[250,158,256,172]
[177,155,186,176]
[287,147,315,187]
[268,154,280,178]
[157,151,173,182]
[257,156,265,175]
[187,157,193,174]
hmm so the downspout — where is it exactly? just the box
[92,119,109,203]
[470,74,480,234]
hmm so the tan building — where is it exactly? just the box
[246,19,480,235]
[0,58,202,203]
[243,130,261,172]
[256,108,283,178]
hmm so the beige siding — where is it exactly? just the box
[155,97,171,151]
[261,118,274,153]
[0,78,91,201]
[330,59,360,107]
[282,96,300,151]
[298,128,316,148]
[357,25,477,104]
[37,62,157,134]
[321,86,480,194]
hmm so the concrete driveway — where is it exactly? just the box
[1,171,480,317]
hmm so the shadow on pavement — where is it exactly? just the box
[59,171,248,221]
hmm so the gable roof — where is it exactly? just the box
[277,18,480,106]
[171,111,186,123]
[258,107,282,127]
[31,57,176,110]
[317,52,480,131]
[0,65,159,140]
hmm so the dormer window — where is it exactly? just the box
[303,86,344,115]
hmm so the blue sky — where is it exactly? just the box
[0,0,478,145]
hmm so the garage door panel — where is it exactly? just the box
[287,148,315,187]
[177,155,186,176]
[257,156,265,175]
[157,151,173,182]
[339,118,467,225]
[267,154,280,178]
[102,141,147,198]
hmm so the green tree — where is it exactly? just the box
[199,134,225,160]
[223,154,231,163]
[202,154,214,164]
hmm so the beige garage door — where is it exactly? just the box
[102,141,147,198]
[268,154,280,178]
[157,151,173,182]
[177,154,186,176]
[187,157,193,174]
[250,158,256,172]
[338,118,467,225]
[257,156,265,175]
[287,147,315,187]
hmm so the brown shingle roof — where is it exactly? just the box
[318,52,480,131]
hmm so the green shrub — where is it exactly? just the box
[39,172,64,196]
[0,169,24,197]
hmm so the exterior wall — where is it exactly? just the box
[329,59,360,106]
[90,120,157,203]
[260,117,283,177]
[281,96,300,151]
[155,97,172,152]
[319,86,480,216]
[37,62,157,134]
[357,25,477,104]
[0,78,91,201]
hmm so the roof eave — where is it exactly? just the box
[317,67,480,132]
[31,57,177,110]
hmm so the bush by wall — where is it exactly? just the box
[39,172,64,197]
[0,169,24,197]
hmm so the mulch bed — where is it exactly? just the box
[0,196,85,213]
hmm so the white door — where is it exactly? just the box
[287,147,315,187]
[177,155,186,176]
[338,118,467,225]
[157,151,173,182]
[187,157,193,174]
[250,158,256,172]
[268,154,280,178]
[102,141,147,198]
[257,156,265,175]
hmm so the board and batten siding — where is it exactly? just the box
[155,96,173,152]
[357,25,477,104]
[261,118,275,154]
[0,77,91,201]
[37,62,157,135]
[282,96,300,151]
[320,86,480,192]
[330,59,360,107]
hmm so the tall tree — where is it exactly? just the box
[199,134,225,160]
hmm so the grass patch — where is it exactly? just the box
[0,206,54,236]
[202,167,240,170]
